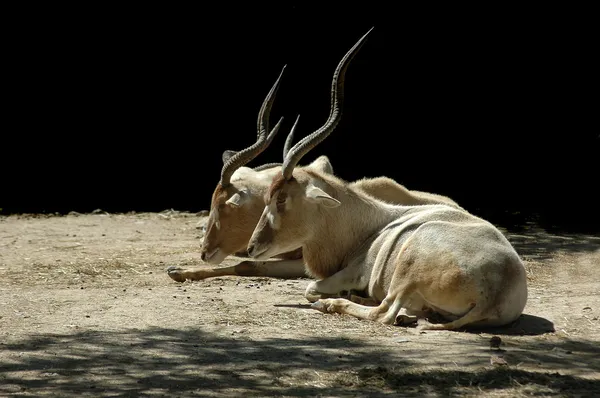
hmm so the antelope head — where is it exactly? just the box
[200,66,288,265]
[247,28,373,259]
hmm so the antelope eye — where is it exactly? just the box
[276,194,287,211]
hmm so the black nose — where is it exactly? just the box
[200,252,206,261]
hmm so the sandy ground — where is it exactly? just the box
[1,210,599,397]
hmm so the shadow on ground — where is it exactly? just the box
[274,307,555,337]
[1,327,598,397]
[443,313,556,336]
[501,225,600,262]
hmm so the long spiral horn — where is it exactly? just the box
[281,27,373,180]
[219,65,287,187]
[223,113,287,169]
[283,114,300,159]
[253,114,301,172]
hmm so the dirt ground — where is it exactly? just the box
[1,210,598,397]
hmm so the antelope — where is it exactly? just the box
[167,65,334,283]
[246,29,528,331]
[167,27,463,286]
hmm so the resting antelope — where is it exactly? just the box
[246,29,528,331]
[167,27,463,285]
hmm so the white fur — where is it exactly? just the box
[247,168,528,331]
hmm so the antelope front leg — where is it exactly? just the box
[166,264,240,282]
[311,284,417,326]
[167,259,308,282]
[311,299,417,325]
[304,266,369,303]
[310,297,393,324]
[312,296,403,325]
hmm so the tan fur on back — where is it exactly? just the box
[351,176,463,209]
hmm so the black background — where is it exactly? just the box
[2,5,598,233]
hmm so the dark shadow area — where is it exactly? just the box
[3,5,599,239]
[1,327,597,396]
[502,226,600,262]
[449,314,556,336]
[350,366,600,397]
[276,308,554,336]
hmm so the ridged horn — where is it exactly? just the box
[253,114,301,172]
[281,27,373,180]
[219,65,287,187]
[283,114,300,159]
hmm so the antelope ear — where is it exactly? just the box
[306,185,341,208]
[222,150,237,164]
[225,192,247,207]
[307,155,334,175]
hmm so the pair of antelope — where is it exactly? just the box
[169,27,528,331]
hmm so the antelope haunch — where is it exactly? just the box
[246,29,528,331]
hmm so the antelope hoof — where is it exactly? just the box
[305,293,320,303]
[166,266,187,283]
[311,300,330,313]
[394,314,418,326]
[311,298,341,314]
[305,282,322,303]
